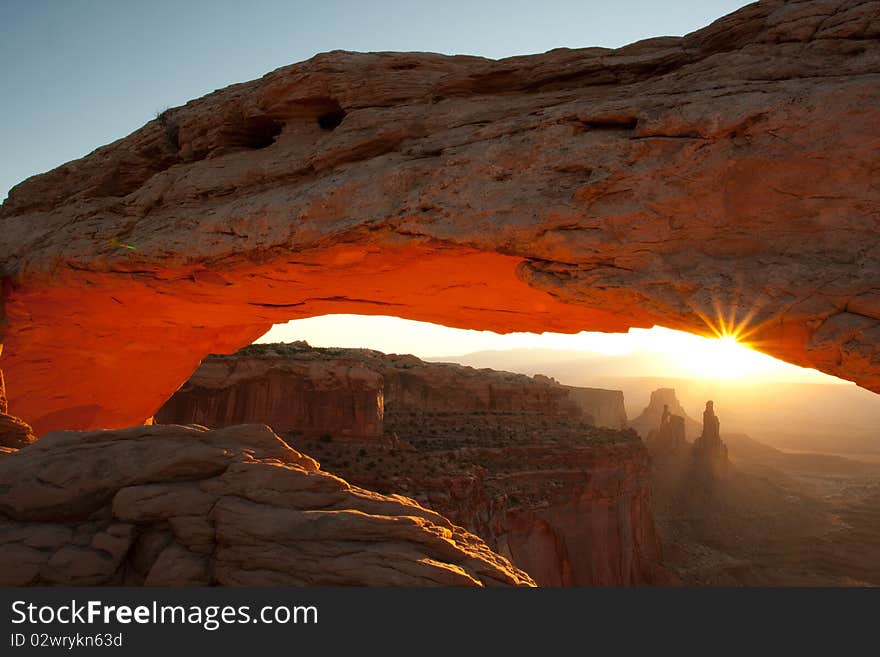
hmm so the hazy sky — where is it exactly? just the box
[1,0,750,200]
[256,316,847,384]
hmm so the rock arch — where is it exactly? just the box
[1,0,878,435]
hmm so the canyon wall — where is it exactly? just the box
[563,386,627,429]
[425,443,666,586]
[0,423,534,586]
[157,342,626,435]
[0,0,878,434]
[156,353,384,441]
[304,422,670,586]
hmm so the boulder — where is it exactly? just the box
[0,423,534,586]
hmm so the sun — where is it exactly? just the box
[674,332,775,380]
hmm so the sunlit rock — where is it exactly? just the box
[0,424,534,586]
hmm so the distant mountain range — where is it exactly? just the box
[427,349,880,455]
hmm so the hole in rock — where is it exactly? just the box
[231,115,284,149]
[317,108,347,131]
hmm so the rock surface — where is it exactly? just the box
[646,404,688,454]
[0,413,36,449]
[302,421,671,586]
[158,343,670,585]
[562,386,628,430]
[157,342,620,433]
[156,353,385,441]
[0,423,534,586]
[0,366,34,448]
[693,400,730,468]
[629,388,701,440]
[1,0,879,434]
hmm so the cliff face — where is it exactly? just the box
[158,342,671,586]
[563,386,627,429]
[157,342,612,430]
[1,0,879,435]
[382,364,580,416]
[0,423,534,586]
[156,355,384,442]
[304,420,670,587]
[450,444,665,586]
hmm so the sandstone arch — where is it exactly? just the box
[1,0,878,435]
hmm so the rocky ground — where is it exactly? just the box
[0,423,534,586]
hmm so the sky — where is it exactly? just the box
[256,315,848,385]
[5,1,829,385]
[0,0,751,200]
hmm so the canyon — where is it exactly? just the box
[157,342,669,586]
[0,0,878,437]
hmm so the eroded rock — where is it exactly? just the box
[0,423,534,586]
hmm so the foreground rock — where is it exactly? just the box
[0,424,534,586]
[0,413,36,449]
[1,0,878,435]
[0,371,35,448]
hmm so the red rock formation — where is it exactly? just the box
[309,435,672,587]
[157,342,619,434]
[1,0,879,434]
[693,400,730,469]
[645,404,688,454]
[466,443,668,586]
[156,349,384,442]
[0,359,35,448]
[563,386,627,429]
[0,413,36,449]
[0,367,7,415]
[629,388,701,440]
[0,423,534,586]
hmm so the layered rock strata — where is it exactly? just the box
[157,342,613,432]
[157,354,384,441]
[307,436,671,586]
